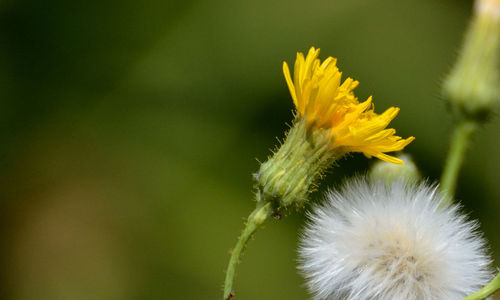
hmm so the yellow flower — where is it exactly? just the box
[256,47,415,208]
[283,47,414,164]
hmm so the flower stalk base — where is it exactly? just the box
[223,201,273,300]
[440,120,477,206]
[463,271,500,300]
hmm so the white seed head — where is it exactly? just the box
[299,178,492,300]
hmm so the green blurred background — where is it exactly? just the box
[0,0,498,299]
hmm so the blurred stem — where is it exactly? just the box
[440,120,477,206]
[463,271,500,300]
[223,199,273,300]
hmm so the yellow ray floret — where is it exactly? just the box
[283,47,415,164]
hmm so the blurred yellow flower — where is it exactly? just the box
[283,47,414,164]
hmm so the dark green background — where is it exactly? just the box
[1,0,498,299]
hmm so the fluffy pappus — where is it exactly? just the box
[298,177,492,300]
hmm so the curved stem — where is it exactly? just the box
[223,200,273,300]
[463,271,500,300]
[440,120,477,207]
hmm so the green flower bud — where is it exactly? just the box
[443,0,500,121]
[369,153,420,183]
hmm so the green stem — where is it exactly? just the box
[463,271,500,300]
[440,120,477,206]
[223,200,273,300]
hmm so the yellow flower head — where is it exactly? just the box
[283,47,415,164]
